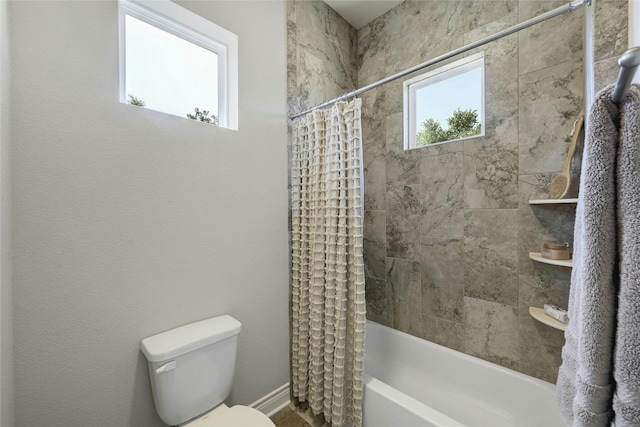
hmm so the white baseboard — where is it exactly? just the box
[249,383,290,417]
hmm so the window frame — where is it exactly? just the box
[118,0,239,130]
[403,53,485,150]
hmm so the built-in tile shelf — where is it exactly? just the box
[528,198,578,205]
[529,252,573,267]
[529,307,567,331]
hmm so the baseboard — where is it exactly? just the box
[249,383,290,417]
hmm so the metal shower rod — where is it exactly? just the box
[290,0,590,120]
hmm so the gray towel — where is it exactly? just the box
[612,85,640,427]
[557,84,640,426]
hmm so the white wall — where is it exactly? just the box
[0,0,13,426]
[10,1,288,426]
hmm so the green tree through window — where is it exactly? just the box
[416,108,481,146]
[127,94,146,107]
[187,107,219,125]
[127,96,219,126]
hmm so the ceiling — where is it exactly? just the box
[322,0,404,29]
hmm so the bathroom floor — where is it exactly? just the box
[270,406,310,427]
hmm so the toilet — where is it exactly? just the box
[140,315,275,427]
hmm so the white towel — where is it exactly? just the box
[557,84,640,426]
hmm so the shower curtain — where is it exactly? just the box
[290,98,366,427]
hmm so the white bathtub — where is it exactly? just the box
[363,321,565,427]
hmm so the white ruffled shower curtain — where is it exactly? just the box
[290,98,366,427]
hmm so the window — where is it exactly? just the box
[404,53,485,149]
[119,0,238,130]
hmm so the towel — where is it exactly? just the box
[557,84,619,426]
[557,84,640,426]
[612,85,640,427]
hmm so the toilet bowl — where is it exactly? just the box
[140,315,275,426]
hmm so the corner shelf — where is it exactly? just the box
[529,307,567,331]
[529,252,573,267]
[529,198,578,205]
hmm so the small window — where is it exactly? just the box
[404,53,485,149]
[119,0,238,130]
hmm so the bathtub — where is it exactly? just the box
[363,321,565,427]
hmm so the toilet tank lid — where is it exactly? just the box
[140,315,242,362]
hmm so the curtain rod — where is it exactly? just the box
[290,0,590,120]
[611,46,640,104]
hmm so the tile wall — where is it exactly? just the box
[287,0,628,383]
[286,1,357,118]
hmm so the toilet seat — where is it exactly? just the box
[184,405,275,427]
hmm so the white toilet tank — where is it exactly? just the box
[140,315,242,426]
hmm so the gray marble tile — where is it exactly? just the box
[325,81,346,103]
[420,235,465,323]
[519,60,584,175]
[361,87,386,156]
[296,48,326,110]
[387,257,422,337]
[518,0,561,20]
[464,297,520,369]
[383,0,423,43]
[422,315,464,351]
[386,185,421,260]
[357,21,387,82]
[517,276,569,382]
[420,152,465,237]
[357,21,371,59]
[413,139,465,157]
[364,210,386,280]
[294,1,326,58]
[287,12,298,100]
[362,87,387,211]
[325,7,358,96]
[593,0,628,61]
[464,4,518,36]
[364,155,386,211]
[464,0,517,33]
[464,209,519,306]
[519,272,570,309]
[387,149,420,188]
[386,113,420,186]
[464,113,519,209]
[383,78,404,117]
[518,1,583,75]
[285,0,295,22]
[464,20,519,120]
[518,174,576,276]
[365,275,393,327]
[594,57,620,94]
[385,32,423,77]
[418,0,466,59]
[384,112,404,156]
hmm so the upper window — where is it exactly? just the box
[404,53,485,149]
[119,0,238,130]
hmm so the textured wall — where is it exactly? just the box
[11,1,288,426]
[0,0,13,425]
